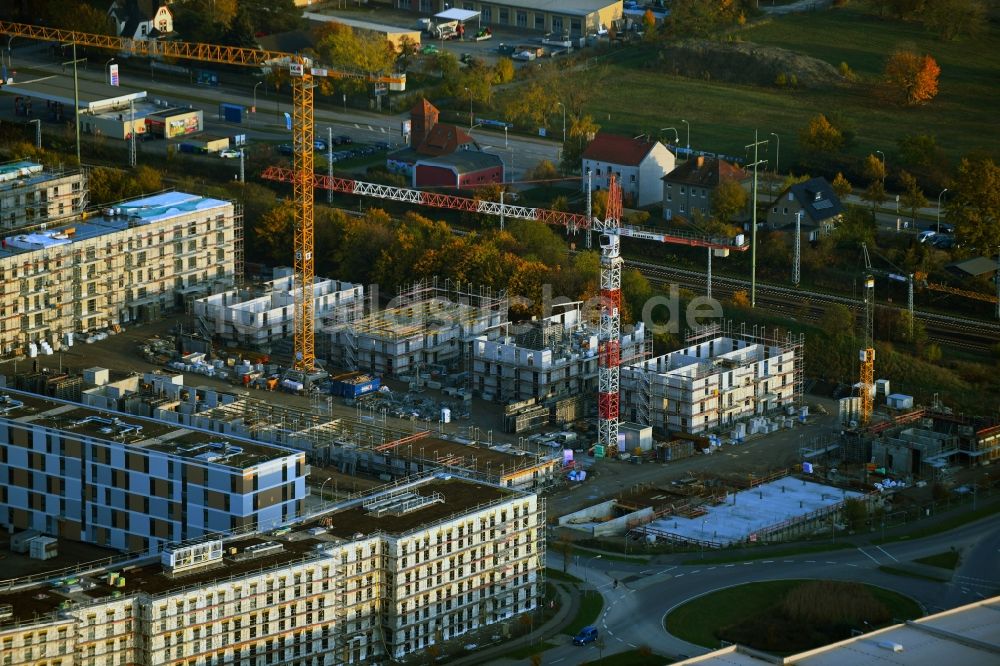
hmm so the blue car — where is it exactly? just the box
[572,626,598,645]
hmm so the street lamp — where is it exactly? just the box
[769,132,780,175]
[681,118,690,151]
[464,87,473,129]
[584,553,602,583]
[659,127,679,145]
[875,149,886,183]
[936,187,948,233]
[6,36,13,70]
[104,58,116,85]
[252,81,262,114]
[556,101,566,146]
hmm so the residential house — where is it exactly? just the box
[767,176,844,239]
[108,0,173,41]
[582,133,675,207]
[387,99,502,188]
[390,0,623,37]
[661,156,746,221]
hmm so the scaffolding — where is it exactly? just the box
[328,278,507,378]
[621,321,805,436]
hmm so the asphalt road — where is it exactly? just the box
[4,43,559,183]
[528,512,1000,664]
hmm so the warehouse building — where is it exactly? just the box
[0,473,544,665]
[392,0,622,37]
[193,273,363,349]
[0,160,88,231]
[0,190,241,357]
[620,324,803,436]
[326,279,506,377]
[471,304,649,403]
[0,389,307,554]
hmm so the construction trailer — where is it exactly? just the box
[326,278,507,378]
[0,160,88,231]
[192,274,363,349]
[471,304,650,403]
[620,323,803,436]
[0,191,241,358]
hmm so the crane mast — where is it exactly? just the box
[596,176,623,456]
[860,243,875,426]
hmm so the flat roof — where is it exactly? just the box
[0,475,522,624]
[305,12,423,35]
[0,160,80,191]
[325,477,514,539]
[473,0,621,17]
[0,74,146,111]
[0,191,230,259]
[0,388,299,469]
[677,597,1000,666]
[413,436,552,477]
[647,478,864,547]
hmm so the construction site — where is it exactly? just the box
[559,470,869,548]
[620,322,804,436]
[0,160,87,230]
[325,278,507,377]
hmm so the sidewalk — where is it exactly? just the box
[444,581,580,665]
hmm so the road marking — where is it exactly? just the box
[640,569,654,575]
[691,570,701,574]
[783,560,794,563]
[857,548,880,565]
[806,560,817,563]
[708,567,717,570]
[551,659,565,664]
[675,573,684,578]
[743,562,753,565]
[724,564,735,568]
[825,561,837,564]
[847,563,858,567]
[762,560,774,564]
[628,642,638,648]
[607,630,615,637]
[876,546,898,562]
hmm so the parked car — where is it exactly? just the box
[918,230,936,243]
[313,139,328,151]
[218,149,241,159]
[277,144,293,156]
[336,135,353,145]
[572,626,599,646]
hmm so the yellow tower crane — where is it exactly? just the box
[859,243,876,426]
[0,21,403,377]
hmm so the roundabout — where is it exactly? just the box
[663,579,922,653]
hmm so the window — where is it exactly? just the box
[516,11,527,28]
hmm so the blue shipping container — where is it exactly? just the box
[330,376,380,398]
[220,103,243,123]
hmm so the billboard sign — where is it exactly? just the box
[109,63,119,87]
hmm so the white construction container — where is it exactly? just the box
[887,393,914,410]
[29,536,58,560]
[83,367,110,386]
[875,379,891,397]
[441,407,451,423]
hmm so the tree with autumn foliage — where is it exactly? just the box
[799,114,844,155]
[884,51,940,106]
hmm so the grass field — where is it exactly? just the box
[566,590,605,636]
[505,641,557,660]
[915,550,962,569]
[546,568,584,583]
[878,565,950,582]
[573,648,666,665]
[665,580,921,651]
[681,541,854,565]
[567,5,998,169]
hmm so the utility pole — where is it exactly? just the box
[62,42,86,165]
[128,100,136,167]
[706,247,712,300]
[585,168,593,250]
[793,211,801,286]
[239,147,244,183]
[29,118,40,149]
[327,127,333,204]
[499,190,505,232]
[908,274,915,338]
[745,131,768,308]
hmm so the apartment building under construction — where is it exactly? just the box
[621,324,803,435]
[326,279,507,378]
[193,273,363,349]
[0,160,87,231]
[471,305,650,403]
[0,190,241,356]
[0,474,544,665]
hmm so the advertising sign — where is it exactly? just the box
[109,64,119,87]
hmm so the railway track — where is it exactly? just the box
[633,261,998,355]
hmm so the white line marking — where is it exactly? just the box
[806,560,817,563]
[691,570,701,574]
[783,560,794,563]
[876,546,898,562]
[708,566,717,571]
[857,548,880,565]
[628,642,638,648]
[551,659,565,664]
[825,561,837,564]
[762,560,774,564]
[657,566,678,575]
[640,569,654,575]
[847,563,858,567]
[725,564,735,568]
[675,573,684,578]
